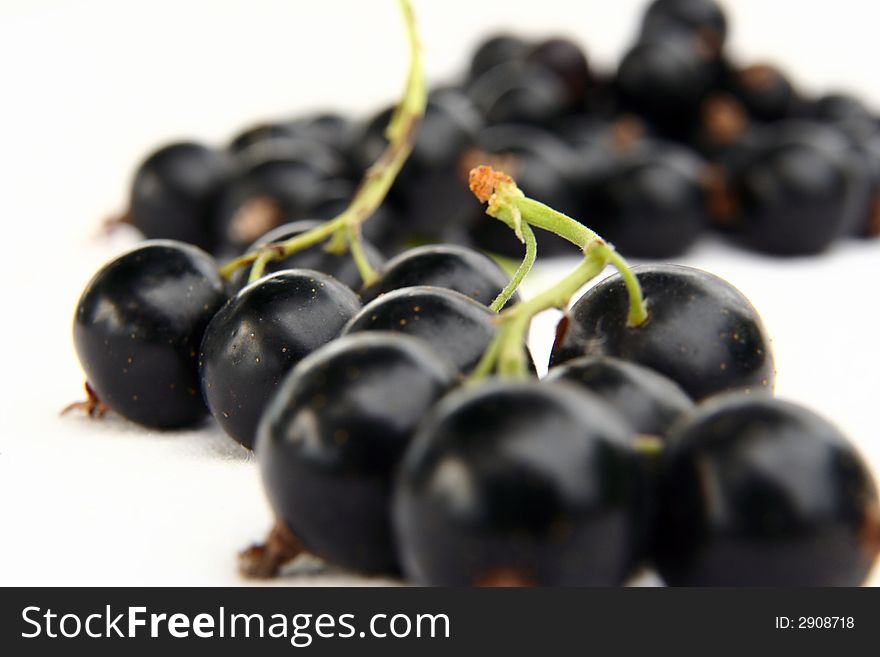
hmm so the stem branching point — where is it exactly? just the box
[467,165,649,379]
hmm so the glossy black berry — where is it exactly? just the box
[467,34,530,83]
[640,0,728,54]
[811,93,875,125]
[199,270,361,448]
[616,36,716,137]
[551,264,775,401]
[129,142,233,252]
[654,394,880,586]
[257,333,457,575]
[727,64,800,123]
[360,244,514,307]
[228,122,300,155]
[342,286,500,374]
[526,37,593,106]
[232,220,385,292]
[580,140,707,258]
[545,356,693,440]
[73,241,227,428]
[545,356,694,561]
[393,380,644,586]
[287,112,355,160]
[214,139,349,255]
[467,62,573,126]
[723,121,869,254]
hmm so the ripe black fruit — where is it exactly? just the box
[580,140,707,258]
[640,0,728,54]
[393,380,644,586]
[73,241,227,429]
[467,62,572,126]
[214,139,349,255]
[546,356,694,558]
[467,34,530,83]
[129,142,232,252]
[257,333,456,575]
[551,264,775,401]
[728,64,800,123]
[545,356,693,439]
[654,394,880,586]
[199,270,361,448]
[616,36,715,137]
[360,244,514,306]
[232,220,385,292]
[342,286,500,374]
[526,37,593,106]
[724,121,868,254]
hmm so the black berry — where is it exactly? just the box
[257,332,456,575]
[199,270,361,448]
[73,241,227,428]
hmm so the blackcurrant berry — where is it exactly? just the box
[811,93,875,125]
[232,220,385,292]
[360,244,514,307]
[580,139,708,258]
[129,142,233,252]
[654,394,880,586]
[727,63,800,123]
[393,380,644,586]
[525,37,593,106]
[73,241,227,428]
[723,121,869,254]
[341,286,501,374]
[467,61,573,126]
[545,356,693,440]
[467,34,530,83]
[228,122,299,155]
[257,332,457,575]
[550,264,775,401]
[214,139,349,255]
[199,270,361,448]
[616,35,716,137]
[287,112,355,161]
[640,0,728,55]
[545,356,694,562]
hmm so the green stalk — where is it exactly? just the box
[219,0,426,285]
[465,165,649,379]
[489,222,537,312]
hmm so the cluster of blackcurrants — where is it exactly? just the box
[120,0,879,264]
[73,222,879,586]
[70,0,880,586]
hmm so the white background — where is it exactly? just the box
[0,0,878,586]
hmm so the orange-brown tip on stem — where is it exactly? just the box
[468,165,514,204]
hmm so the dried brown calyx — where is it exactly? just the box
[61,381,108,419]
[701,94,748,147]
[238,520,306,579]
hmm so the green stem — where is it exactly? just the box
[219,0,425,285]
[606,250,649,327]
[474,169,648,327]
[346,223,379,287]
[464,165,650,379]
[511,198,647,326]
[512,197,600,249]
[489,222,537,312]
